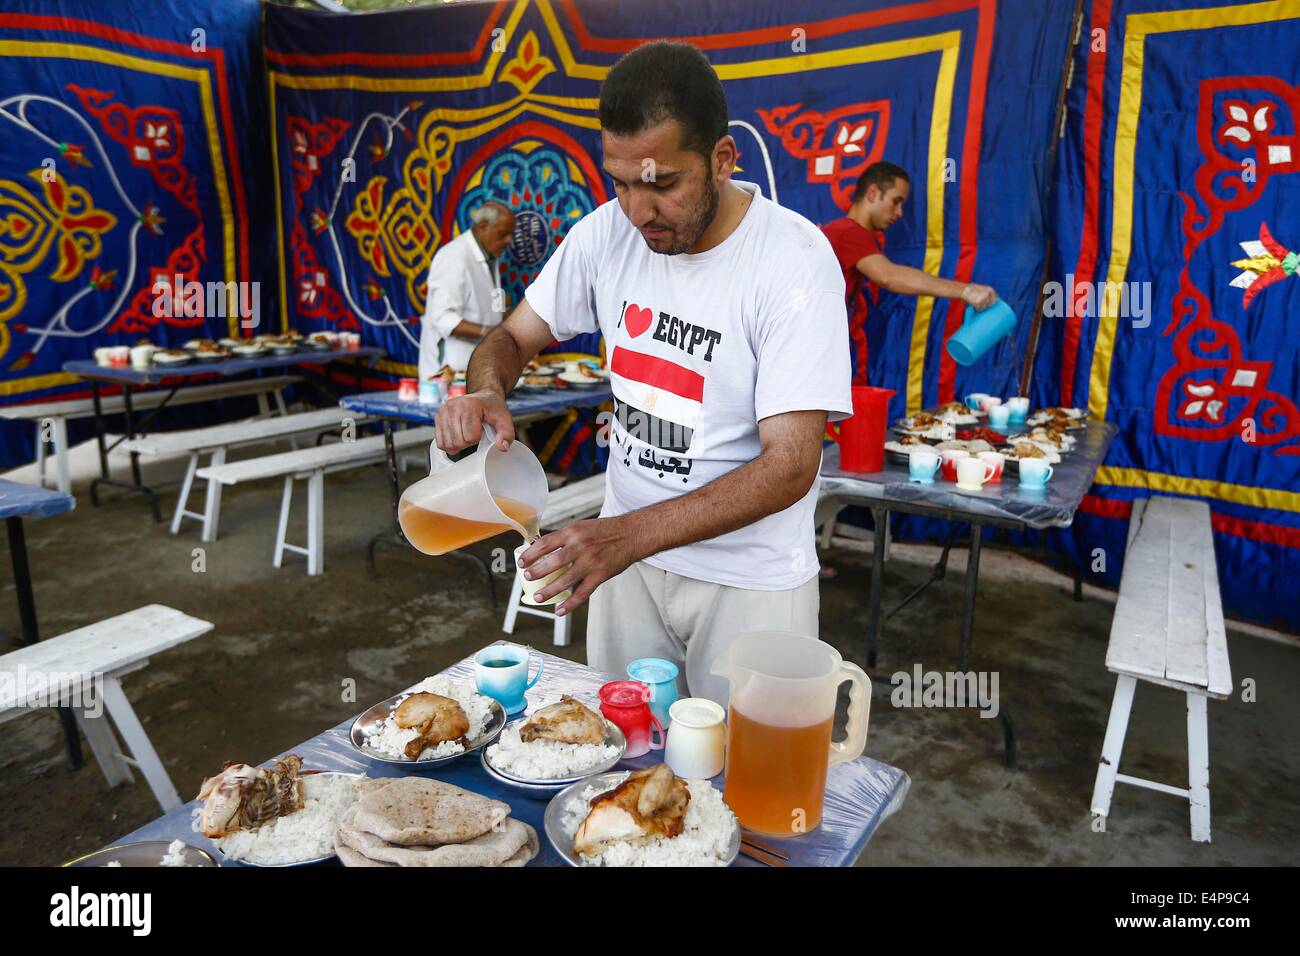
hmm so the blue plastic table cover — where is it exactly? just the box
[63,347,384,387]
[110,644,910,867]
[341,385,612,425]
[820,421,1118,530]
[0,478,74,520]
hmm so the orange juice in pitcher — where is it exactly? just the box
[399,495,539,554]
[723,708,836,834]
[712,632,871,837]
[397,423,547,555]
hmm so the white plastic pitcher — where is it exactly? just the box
[711,632,870,836]
[398,423,548,555]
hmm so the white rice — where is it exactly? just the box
[563,778,737,867]
[206,774,360,865]
[160,839,190,867]
[485,723,618,780]
[363,676,494,761]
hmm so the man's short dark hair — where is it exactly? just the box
[852,162,911,203]
[598,41,728,162]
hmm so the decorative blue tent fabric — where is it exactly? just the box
[0,0,271,466]
[3,0,1297,630]
[262,0,1072,478]
[1032,0,1300,630]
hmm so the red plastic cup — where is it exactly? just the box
[599,680,665,758]
[834,386,895,472]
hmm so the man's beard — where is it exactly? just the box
[650,178,720,256]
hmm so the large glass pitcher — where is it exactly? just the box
[398,424,548,555]
[711,632,870,837]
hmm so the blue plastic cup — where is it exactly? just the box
[1018,459,1054,489]
[474,644,542,716]
[908,450,941,483]
[627,658,679,730]
[947,301,1017,366]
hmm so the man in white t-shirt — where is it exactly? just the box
[418,200,515,379]
[434,41,852,704]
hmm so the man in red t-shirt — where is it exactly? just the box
[822,162,998,384]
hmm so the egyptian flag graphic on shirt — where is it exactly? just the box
[609,302,701,454]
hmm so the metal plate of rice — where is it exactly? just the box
[544,770,741,868]
[65,841,218,868]
[212,771,364,867]
[348,687,506,768]
[483,716,626,787]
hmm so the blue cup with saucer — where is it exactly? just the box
[627,658,679,731]
[473,644,542,716]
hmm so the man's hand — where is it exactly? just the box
[961,283,999,311]
[433,389,514,453]
[518,515,641,617]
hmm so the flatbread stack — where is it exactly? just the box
[334,777,538,867]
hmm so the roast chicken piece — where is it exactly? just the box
[197,755,305,838]
[520,695,606,745]
[394,692,470,760]
[572,764,691,856]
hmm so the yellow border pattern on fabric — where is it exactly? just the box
[1097,465,1300,513]
[0,40,238,394]
[268,1,959,414]
[1085,1,1300,506]
[1087,0,1298,422]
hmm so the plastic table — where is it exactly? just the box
[62,347,383,520]
[109,645,910,867]
[819,421,1119,767]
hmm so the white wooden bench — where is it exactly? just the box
[0,375,301,495]
[122,407,370,543]
[0,605,212,813]
[197,426,437,575]
[1090,496,1232,842]
[502,473,606,646]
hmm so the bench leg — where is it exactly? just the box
[272,388,300,449]
[307,470,324,575]
[554,612,570,647]
[53,416,71,496]
[100,676,182,813]
[1187,691,1211,843]
[274,476,294,568]
[817,504,843,549]
[1091,674,1137,819]
[201,448,226,543]
[502,568,525,634]
[74,709,134,787]
[255,391,272,420]
[170,453,199,535]
[34,423,47,488]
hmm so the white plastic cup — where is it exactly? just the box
[956,455,997,491]
[664,698,726,779]
[515,543,571,606]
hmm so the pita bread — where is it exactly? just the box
[339,815,533,867]
[354,778,402,797]
[351,777,510,846]
[335,831,395,867]
[500,822,539,867]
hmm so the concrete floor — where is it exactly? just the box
[1,429,1297,866]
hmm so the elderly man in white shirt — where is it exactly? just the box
[419,200,517,378]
